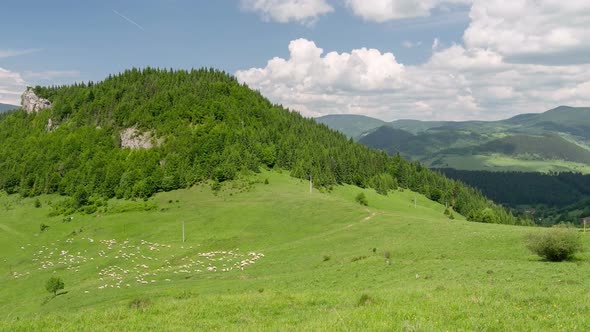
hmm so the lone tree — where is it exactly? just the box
[46,276,64,296]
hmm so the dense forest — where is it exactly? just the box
[438,169,590,225]
[0,68,525,225]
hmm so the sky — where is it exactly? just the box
[1,0,589,121]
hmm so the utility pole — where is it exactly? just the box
[182,221,185,243]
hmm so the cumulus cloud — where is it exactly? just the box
[345,0,472,22]
[236,39,590,121]
[240,0,333,24]
[464,0,590,61]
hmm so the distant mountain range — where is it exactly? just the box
[317,106,590,173]
[0,103,19,113]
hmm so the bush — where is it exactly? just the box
[129,298,151,310]
[355,192,368,206]
[40,223,49,232]
[46,276,64,296]
[525,226,583,261]
[357,293,373,306]
[34,198,42,208]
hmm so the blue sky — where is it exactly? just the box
[1,1,589,121]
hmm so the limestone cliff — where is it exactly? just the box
[120,128,154,149]
[21,88,52,114]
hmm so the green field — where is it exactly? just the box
[427,154,590,174]
[2,170,589,331]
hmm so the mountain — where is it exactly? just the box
[315,114,385,138]
[357,126,414,150]
[336,106,590,173]
[0,67,518,225]
[454,134,590,164]
[388,119,451,134]
[0,103,19,113]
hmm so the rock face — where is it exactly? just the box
[120,128,154,149]
[21,88,52,114]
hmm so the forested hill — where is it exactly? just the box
[0,68,521,225]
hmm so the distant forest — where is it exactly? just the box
[437,169,590,225]
[437,169,590,206]
[0,68,523,225]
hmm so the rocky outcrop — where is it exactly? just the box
[120,128,154,149]
[21,88,52,114]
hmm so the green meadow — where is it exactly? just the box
[1,170,589,331]
[427,154,590,174]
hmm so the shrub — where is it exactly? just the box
[355,192,368,206]
[525,226,583,262]
[46,276,64,296]
[40,223,49,232]
[129,298,151,310]
[34,198,42,208]
[357,293,373,306]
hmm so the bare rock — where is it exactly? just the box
[46,118,58,132]
[120,128,154,149]
[21,88,52,114]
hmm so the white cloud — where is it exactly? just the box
[402,40,422,48]
[464,0,590,61]
[237,38,405,93]
[431,38,440,50]
[345,0,472,22]
[23,70,81,81]
[236,39,590,121]
[0,68,82,105]
[0,68,27,105]
[0,49,41,59]
[240,0,333,24]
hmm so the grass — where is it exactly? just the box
[427,153,590,174]
[1,170,590,331]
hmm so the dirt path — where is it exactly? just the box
[362,210,376,222]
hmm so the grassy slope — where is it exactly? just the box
[1,170,589,331]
